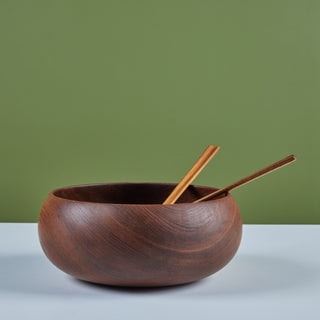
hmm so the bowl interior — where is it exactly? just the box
[53,183,219,205]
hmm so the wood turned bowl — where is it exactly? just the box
[38,183,242,287]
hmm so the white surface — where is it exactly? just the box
[0,223,319,320]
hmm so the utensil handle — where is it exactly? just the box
[163,145,220,204]
[193,154,296,203]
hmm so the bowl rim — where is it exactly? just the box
[50,182,231,207]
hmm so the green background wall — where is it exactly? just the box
[0,0,319,223]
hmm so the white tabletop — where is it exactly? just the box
[0,223,319,320]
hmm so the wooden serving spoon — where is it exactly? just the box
[193,154,296,203]
[163,145,220,204]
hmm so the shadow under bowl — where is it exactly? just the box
[38,182,242,287]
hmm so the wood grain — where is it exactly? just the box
[38,183,242,287]
[163,145,220,204]
[193,155,296,203]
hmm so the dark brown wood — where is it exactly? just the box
[163,145,220,204]
[193,155,296,203]
[38,183,242,287]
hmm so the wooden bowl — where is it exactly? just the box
[38,183,242,287]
